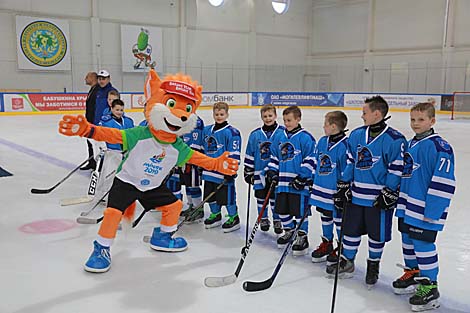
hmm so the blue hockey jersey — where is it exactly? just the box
[182,116,204,152]
[343,125,406,207]
[267,128,316,195]
[396,134,455,231]
[244,124,285,190]
[98,114,135,150]
[201,123,241,184]
[309,135,348,211]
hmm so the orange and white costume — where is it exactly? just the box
[59,69,238,273]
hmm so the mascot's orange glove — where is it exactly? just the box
[58,115,92,137]
[58,115,123,144]
[189,151,239,176]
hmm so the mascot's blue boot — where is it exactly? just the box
[150,227,188,252]
[84,240,111,273]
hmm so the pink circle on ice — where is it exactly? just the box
[19,219,77,234]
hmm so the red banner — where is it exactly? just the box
[27,94,87,111]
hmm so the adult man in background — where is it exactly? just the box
[81,71,99,170]
[94,70,118,125]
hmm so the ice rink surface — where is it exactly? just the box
[0,108,469,313]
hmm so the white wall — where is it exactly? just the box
[0,0,312,93]
[307,0,470,93]
[2,0,470,93]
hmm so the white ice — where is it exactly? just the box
[0,108,469,313]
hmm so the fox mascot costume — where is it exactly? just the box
[59,69,238,273]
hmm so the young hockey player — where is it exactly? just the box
[180,115,205,222]
[265,105,316,256]
[97,99,134,196]
[102,89,120,117]
[309,111,348,263]
[99,99,134,150]
[201,102,241,232]
[329,96,406,288]
[244,104,284,234]
[393,102,455,312]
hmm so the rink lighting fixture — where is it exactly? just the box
[272,0,290,14]
[208,0,224,7]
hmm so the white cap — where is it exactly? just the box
[97,69,110,77]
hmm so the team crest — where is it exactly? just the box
[20,21,67,67]
[150,149,166,163]
[280,142,301,161]
[259,141,272,161]
[355,146,380,169]
[205,136,223,153]
[402,152,420,178]
[318,153,336,175]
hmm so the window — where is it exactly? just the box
[272,0,290,14]
[208,0,224,7]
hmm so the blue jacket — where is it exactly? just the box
[98,114,135,150]
[94,83,117,125]
[396,133,455,231]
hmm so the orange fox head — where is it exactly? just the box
[143,69,203,140]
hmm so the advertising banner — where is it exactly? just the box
[121,25,162,73]
[344,93,441,109]
[3,94,86,112]
[16,16,71,70]
[201,93,249,107]
[130,93,145,109]
[251,92,343,107]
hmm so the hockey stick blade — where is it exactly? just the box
[204,274,237,287]
[30,155,94,194]
[61,196,94,206]
[31,188,52,194]
[76,216,103,224]
[243,278,274,292]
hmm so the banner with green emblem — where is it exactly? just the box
[16,16,71,71]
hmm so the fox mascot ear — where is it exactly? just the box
[144,69,162,104]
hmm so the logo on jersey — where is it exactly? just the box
[280,142,301,161]
[205,136,224,153]
[150,149,166,163]
[402,152,420,178]
[318,153,336,175]
[259,141,272,161]
[355,146,380,169]
[140,179,150,186]
[436,138,451,152]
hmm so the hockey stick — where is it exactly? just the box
[61,170,115,206]
[242,199,310,292]
[245,185,251,248]
[142,179,227,243]
[60,153,111,206]
[330,202,348,313]
[204,182,274,287]
[75,190,110,224]
[30,155,95,194]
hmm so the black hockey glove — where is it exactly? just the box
[333,180,351,211]
[224,174,236,183]
[290,175,310,191]
[373,187,399,210]
[244,167,254,185]
[265,170,279,187]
